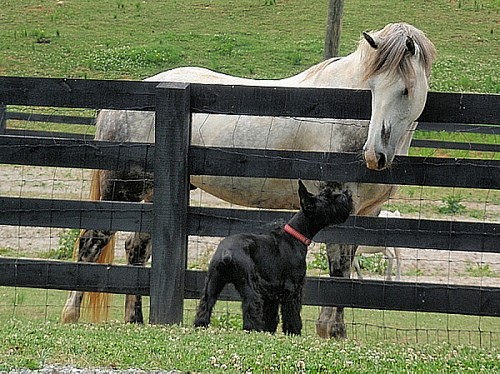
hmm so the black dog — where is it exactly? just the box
[194,180,353,335]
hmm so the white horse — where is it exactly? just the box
[62,23,436,339]
[352,210,402,281]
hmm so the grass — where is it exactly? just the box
[1,286,499,344]
[1,320,499,373]
[0,0,499,370]
[0,0,497,93]
[1,287,499,371]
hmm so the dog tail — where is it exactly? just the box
[221,248,232,265]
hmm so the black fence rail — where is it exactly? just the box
[2,104,499,153]
[0,76,499,323]
[1,259,498,317]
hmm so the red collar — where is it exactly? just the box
[284,224,312,246]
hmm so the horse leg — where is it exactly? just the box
[394,247,402,281]
[353,255,363,279]
[316,243,356,339]
[61,229,113,323]
[385,247,395,281]
[124,232,152,323]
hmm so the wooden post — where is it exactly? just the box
[324,0,344,59]
[150,82,191,325]
[0,104,6,134]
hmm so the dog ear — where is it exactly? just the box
[298,180,315,213]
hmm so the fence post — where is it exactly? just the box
[0,104,6,134]
[150,82,191,325]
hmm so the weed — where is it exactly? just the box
[356,254,387,276]
[438,194,466,214]
[469,209,486,220]
[12,291,26,305]
[384,202,422,215]
[212,34,238,57]
[212,311,242,329]
[0,247,17,256]
[287,52,303,65]
[309,245,328,271]
[405,267,425,277]
[43,229,79,260]
[464,261,497,277]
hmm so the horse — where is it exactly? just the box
[62,22,436,339]
[352,210,402,281]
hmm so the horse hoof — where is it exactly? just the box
[332,323,347,340]
[315,323,331,339]
[125,313,144,324]
[316,306,335,339]
[61,306,79,323]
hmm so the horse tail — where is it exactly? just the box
[80,169,116,322]
[83,234,116,323]
[71,169,102,260]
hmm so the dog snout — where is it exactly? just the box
[338,190,354,213]
[340,189,353,203]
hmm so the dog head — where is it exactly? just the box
[298,180,353,226]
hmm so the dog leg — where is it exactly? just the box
[281,290,303,335]
[194,271,226,328]
[262,299,280,333]
[236,282,264,332]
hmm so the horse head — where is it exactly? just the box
[361,23,436,170]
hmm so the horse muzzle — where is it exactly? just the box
[363,148,389,171]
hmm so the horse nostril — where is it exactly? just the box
[377,152,387,170]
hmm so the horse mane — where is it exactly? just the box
[361,23,436,88]
[300,57,342,82]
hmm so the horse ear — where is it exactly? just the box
[406,36,416,55]
[363,32,378,49]
[298,180,315,212]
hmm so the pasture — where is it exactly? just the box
[0,0,499,372]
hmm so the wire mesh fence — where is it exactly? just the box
[1,157,498,347]
[0,86,498,347]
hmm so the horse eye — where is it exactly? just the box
[403,88,409,96]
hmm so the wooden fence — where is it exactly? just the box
[0,76,499,324]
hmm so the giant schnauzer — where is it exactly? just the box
[194,180,352,335]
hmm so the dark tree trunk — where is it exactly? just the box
[324,0,344,59]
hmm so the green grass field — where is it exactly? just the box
[1,288,499,372]
[0,0,498,93]
[0,0,499,371]
[2,319,498,373]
